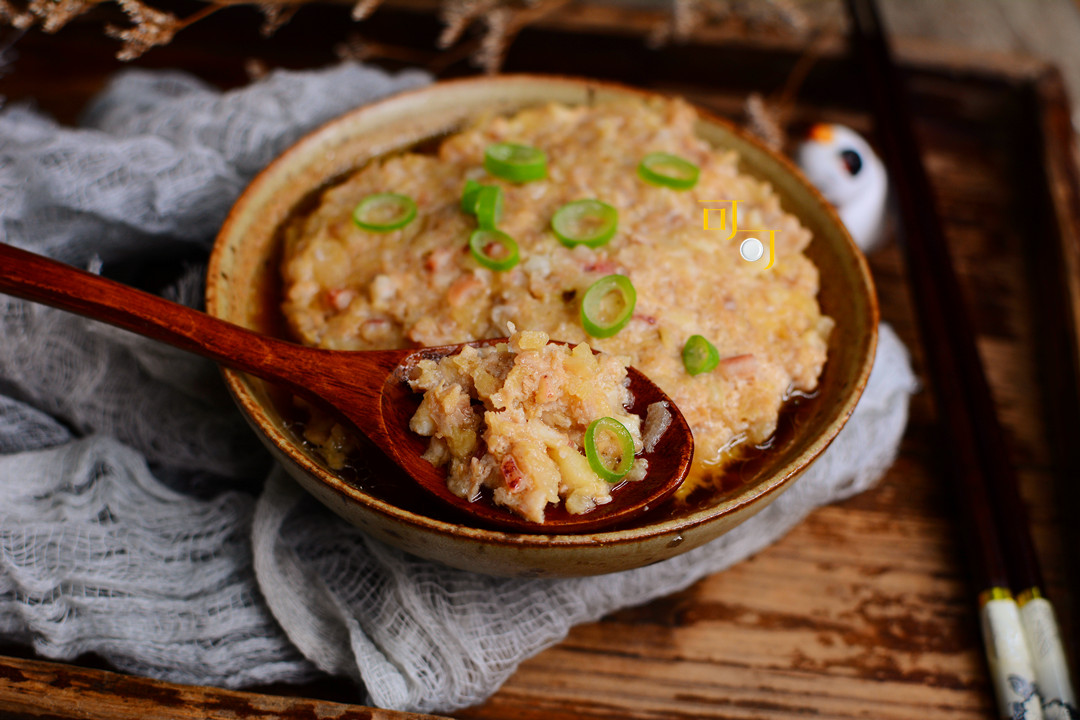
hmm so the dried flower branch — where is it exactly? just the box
[731,0,808,33]
[472,0,569,71]
[0,0,34,29]
[336,0,566,74]
[257,1,296,36]
[105,0,220,59]
[438,0,497,49]
[244,56,270,80]
[652,0,810,46]
[672,0,703,42]
[743,28,829,150]
[1,0,823,72]
[335,32,454,67]
[473,4,508,72]
[349,0,382,21]
[744,92,785,151]
[27,0,92,32]
[334,33,370,62]
[105,0,182,60]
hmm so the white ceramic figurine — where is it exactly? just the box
[795,123,889,252]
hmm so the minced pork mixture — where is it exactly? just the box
[281,96,832,519]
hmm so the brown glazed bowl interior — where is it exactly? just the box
[207,75,878,578]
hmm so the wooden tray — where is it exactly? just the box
[1,6,1078,718]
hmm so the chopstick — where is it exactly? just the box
[843,1,1078,718]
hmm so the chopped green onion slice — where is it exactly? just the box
[551,199,618,248]
[352,193,417,232]
[580,274,636,338]
[484,143,547,183]
[469,229,520,271]
[637,152,700,190]
[682,334,720,375]
[473,185,504,230]
[584,417,636,483]
[460,179,483,213]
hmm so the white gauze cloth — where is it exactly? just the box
[0,62,919,714]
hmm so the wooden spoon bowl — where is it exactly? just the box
[0,243,693,533]
[384,342,693,533]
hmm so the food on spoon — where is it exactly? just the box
[281,96,832,507]
[407,328,657,523]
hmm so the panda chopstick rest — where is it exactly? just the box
[795,124,888,253]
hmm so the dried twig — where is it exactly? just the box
[471,0,568,71]
[473,4,509,72]
[652,0,810,47]
[28,0,93,32]
[672,0,703,42]
[438,0,498,49]
[104,0,221,60]
[244,56,269,80]
[334,32,458,67]
[0,0,34,29]
[350,0,381,21]
[742,28,831,149]
[338,0,567,74]
[105,0,182,60]
[0,0,825,72]
[744,92,785,150]
[730,0,808,32]
[257,1,296,36]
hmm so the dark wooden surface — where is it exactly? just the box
[1,5,1078,718]
[0,654,446,720]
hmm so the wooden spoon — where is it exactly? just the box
[0,243,694,533]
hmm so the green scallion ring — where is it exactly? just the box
[682,334,720,375]
[469,229,520,272]
[473,184,504,230]
[637,152,700,190]
[352,192,417,232]
[484,142,547,183]
[584,417,636,483]
[460,179,483,213]
[551,199,618,248]
[580,274,636,338]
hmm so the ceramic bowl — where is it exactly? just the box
[207,75,878,577]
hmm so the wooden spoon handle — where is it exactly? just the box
[0,242,329,395]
